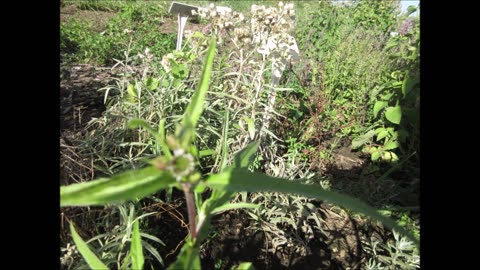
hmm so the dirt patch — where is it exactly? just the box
[158,15,205,34]
[61,4,117,33]
[60,64,115,131]
[60,64,120,186]
[200,207,391,270]
[141,194,191,268]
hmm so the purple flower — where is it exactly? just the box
[399,19,415,35]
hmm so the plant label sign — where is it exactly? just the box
[169,2,199,50]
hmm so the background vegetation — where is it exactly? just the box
[60,0,420,269]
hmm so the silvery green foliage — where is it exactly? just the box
[244,191,325,257]
[188,3,324,259]
[364,230,420,269]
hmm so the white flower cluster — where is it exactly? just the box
[251,2,295,39]
[160,52,174,73]
[190,2,298,63]
[192,3,245,35]
[250,2,297,61]
[168,148,195,182]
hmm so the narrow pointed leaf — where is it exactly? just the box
[181,36,216,131]
[211,203,259,214]
[128,119,168,157]
[219,110,230,172]
[70,223,109,270]
[234,141,260,168]
[131,220,144,270]
[142,241,164,266]
[158,118,173,159]
[206,168,419,247]
[61,166,175,206]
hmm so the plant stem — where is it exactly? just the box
[182,183,197,240]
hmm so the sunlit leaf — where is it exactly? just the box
[206,168,419,247]
[128,119,169,158]
[180,36,216,145]
[371,151,381,161]
[61,166,175,206]
[373,101,388,118]
[70,223,108,270]
[211,203,259,214]
[131,220,144,270]
[235,262,254,270]
[127,84,137,98]
[383,140,399,151]
[234,141,260,168]
[385,105,402,124]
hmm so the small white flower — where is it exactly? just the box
[167,151,195,182]
[243,38,252,44]
[216,6,232,14]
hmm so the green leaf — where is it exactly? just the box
[199,149,215,157]
[376,129,389,142]
[211,203,259,214]
[351,130,375,149]
[234,141,260,168]
[206,168,419,247]
[180,36,216,144]
[385,106,402,124]
[406,5,417,16]
[129,119,170,159]
[245,117,255,140]
[127,84,137,98]
[371,151,381,161]
[158,118,173,159]
[401,74,419,98]
[170,61,187,80]
[373,101,388,118]
[131,220,144,270]
[219,110,230,172]
[70,223,109,270]
[142,241,164,266]
[381,151,399,162]
[234,262,254,270]
[61,166,175,206]
[146,78,160,91]
[167,242,200,270]
[196,189,232,243]
[383,140,399,151]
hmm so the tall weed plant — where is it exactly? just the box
[61,1,420,269]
